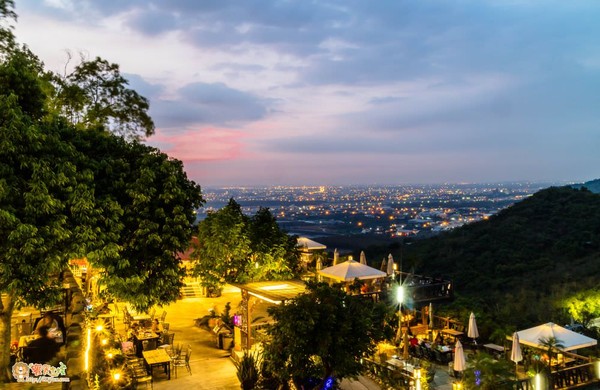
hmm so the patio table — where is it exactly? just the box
[143,349,171,379]
[441,328,463,337]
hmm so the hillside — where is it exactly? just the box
[572,178,600,194]
[403,186,600,329]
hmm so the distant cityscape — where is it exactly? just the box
[198,182,562,239]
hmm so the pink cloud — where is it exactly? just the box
[149,127,247,162]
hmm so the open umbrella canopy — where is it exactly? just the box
[468,312,479,339]
[318,259,387,282]
[454,340,466,372]
[511,331,523,363]
[360,251,367,265]
[387,254,395,276]
[515,322,597,351]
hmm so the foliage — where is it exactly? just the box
[193,201,299,290]
[462,352,515,390]
[403,186,600,337]
[538,336,564,368]
[221,302,234,329]
[69,130,203,311]
[0,0,15,51]
[0,3,203,380]
[248,207,300,281]
[49,55,154,141]
[237,350,261,390]
[263,281,389,389]
[193,198,251,289]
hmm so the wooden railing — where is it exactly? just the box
[551,362,599,389]
[510,362,600,389]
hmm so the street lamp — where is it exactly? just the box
[396,284,404,341]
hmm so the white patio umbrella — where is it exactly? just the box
[511,332,523,376]
[360,251,367,265]
[333,248,339,265]
[316,258,322,271]
[453,340,466,376]
[380,257,387,272]
[429,302,434,329]
[387,254,395,276]
[468,312,479,343]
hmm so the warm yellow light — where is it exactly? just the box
[84,328,91,371]
[101,339,108,345]
[95,325,104,332]
[107,352,113,359]
[112,371,121,381]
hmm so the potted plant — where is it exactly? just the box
[237,350,260,390]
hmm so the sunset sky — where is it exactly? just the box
[13,0,600,186]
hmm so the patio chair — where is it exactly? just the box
[158,333,175,350]
[132,365,153,389]
[172,345,192,377]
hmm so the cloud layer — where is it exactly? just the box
[13,0,600,185]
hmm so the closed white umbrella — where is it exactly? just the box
[429,302,434,329]
[333,248,339,265]
[380,257,387,272]
[387,254,395,276]
[454,340,466,375]
[360,251,367,265]
[511,332,523,376]
[316,258,322,271]
[468,312,479,343]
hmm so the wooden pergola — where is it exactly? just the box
[233,280,307,349]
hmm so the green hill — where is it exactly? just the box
[404,186,600,331]
[572,178,600,194]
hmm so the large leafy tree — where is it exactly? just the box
[247,207,300,281]
[50,55,155,141]
[193,198,251,289]
[67,130,203,310]
[0,3,203,380]
[263,281,389,389]
[193,202,300,290]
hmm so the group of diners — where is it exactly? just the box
[402,332,456,365]
[121,308,192,382]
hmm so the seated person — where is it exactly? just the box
[410,336,419,346]
[127,322,140,341]
[35,313,58,332]
[34,313,63,344]
[24,326,59,364]
[150,318,163,333]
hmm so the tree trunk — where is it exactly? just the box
[0,292,15,382]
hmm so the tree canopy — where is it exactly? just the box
[0,1,203,380]
[193,200,300,290]
[402,186,600,340]
[50,55,155,141]
[262,281,390,389]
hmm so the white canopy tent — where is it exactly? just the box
[318,259,387,282]
[512,322,597,352]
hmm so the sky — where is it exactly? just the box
[11,0,600,186]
